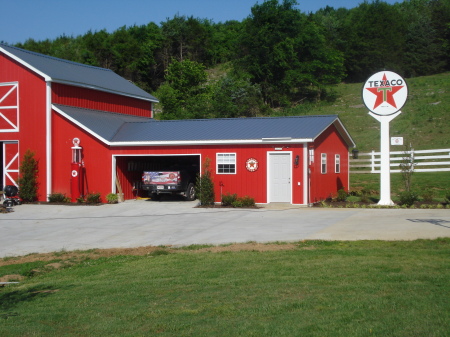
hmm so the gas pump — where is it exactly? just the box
[70,138,84,202]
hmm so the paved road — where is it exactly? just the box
[1,200,449,257]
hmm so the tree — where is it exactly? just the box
[340,1,407,82]
[195,157,215,206]
[211,75,266,118]
[158,58,210,119]
[234,0,344,106]
[17,149,39,202]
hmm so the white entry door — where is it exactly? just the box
[268,153,291,202]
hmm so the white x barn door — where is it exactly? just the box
[3,142,19,187]
[0,82,19,132]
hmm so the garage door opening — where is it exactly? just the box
[115,155,201,200]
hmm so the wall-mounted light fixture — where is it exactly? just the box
[352,148,359,159]
[294,155,300,166]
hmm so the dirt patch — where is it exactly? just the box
[192,243,298,253]
[0,243,301,267]
[0,274,25,282]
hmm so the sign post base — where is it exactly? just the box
[369,110,402,206]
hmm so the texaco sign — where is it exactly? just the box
[362,71,408,116]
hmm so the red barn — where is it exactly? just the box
[0,44,355,205]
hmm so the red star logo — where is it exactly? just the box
[366,73,404,110]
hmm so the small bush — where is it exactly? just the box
[48,193,70,203]
[17,149,39,202]
[196,158,215,206]
[238,196,256,207]
[231,199,244,208]
[444,190,450,204]
[222,193,237,206]
[86,192,101,204]
[421,188,434,203]
[106,193,119,204]
[336,189,348,202]
[398,190,419,207]
[346,195,359,203]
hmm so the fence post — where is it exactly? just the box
[371,150,375,173]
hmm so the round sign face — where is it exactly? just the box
[71,170,78,177]
[246,158,258,172]
[362,71,408,116]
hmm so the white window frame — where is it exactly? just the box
[217,153,237,174]
[335,154,341,173]
[321,153,327,174]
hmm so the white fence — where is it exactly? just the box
[350,148,450,174]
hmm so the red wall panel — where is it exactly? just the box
[309,124,350,202]
[0,54,48,199]
[52,83,153,117]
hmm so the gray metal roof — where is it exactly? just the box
[53,104,355,147]
[0,43,158,102]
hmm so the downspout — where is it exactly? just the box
[303,143,308,205]
[46,81,52,200]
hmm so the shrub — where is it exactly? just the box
[222,193,237,206]
[86,192,101,204]
[398,190,419,207]
[421,188,434,203]
[17,149,39,202]
[195,158,215,206]
[445,190,450,204]
[336,189,348,202]
[106,193,119,204]
[238,196,255,207]
[48,193,70,203]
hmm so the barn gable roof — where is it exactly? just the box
[0,43,158,102]
[53,104,355,147]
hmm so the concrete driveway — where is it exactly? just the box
[1,200,449,257]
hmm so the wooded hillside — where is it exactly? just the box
[5,0,449,123]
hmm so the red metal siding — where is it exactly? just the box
[52,83,153,117]
[52,111,112,199]
[112,144,305,204]
[309,124,350,202]
[0,54,48,200]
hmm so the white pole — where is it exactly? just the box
[369,110,402,206]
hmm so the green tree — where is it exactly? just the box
[195,157,215,206]
[340,0,407,82]
[158,59,210,119]
[234,0,344,106]
[211,75,266,118]
[17,149,39,202]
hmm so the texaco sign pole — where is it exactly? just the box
[362,71,408,206]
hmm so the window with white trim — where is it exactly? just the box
[321,153,327,174]
[335,154,341,173]
[217,153,236,174]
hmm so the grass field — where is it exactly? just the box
[350,171,450,201]
[280,72,450,152]
[1,240,449,336]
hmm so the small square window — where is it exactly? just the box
[217,153,236,174]
[335,154,341,173]
[321,153,327,174]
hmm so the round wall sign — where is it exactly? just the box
[246,158,258,172]
[71,170,78,177]
[362,71,408,116]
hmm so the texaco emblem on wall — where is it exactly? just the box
[362,71,408,116]
[246,158,258,172]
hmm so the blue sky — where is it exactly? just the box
[2,0,401,45]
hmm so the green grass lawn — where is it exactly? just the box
[351,171,450,201]
[1,240,449,336]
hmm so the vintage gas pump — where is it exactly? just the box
[70,138,84,202]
